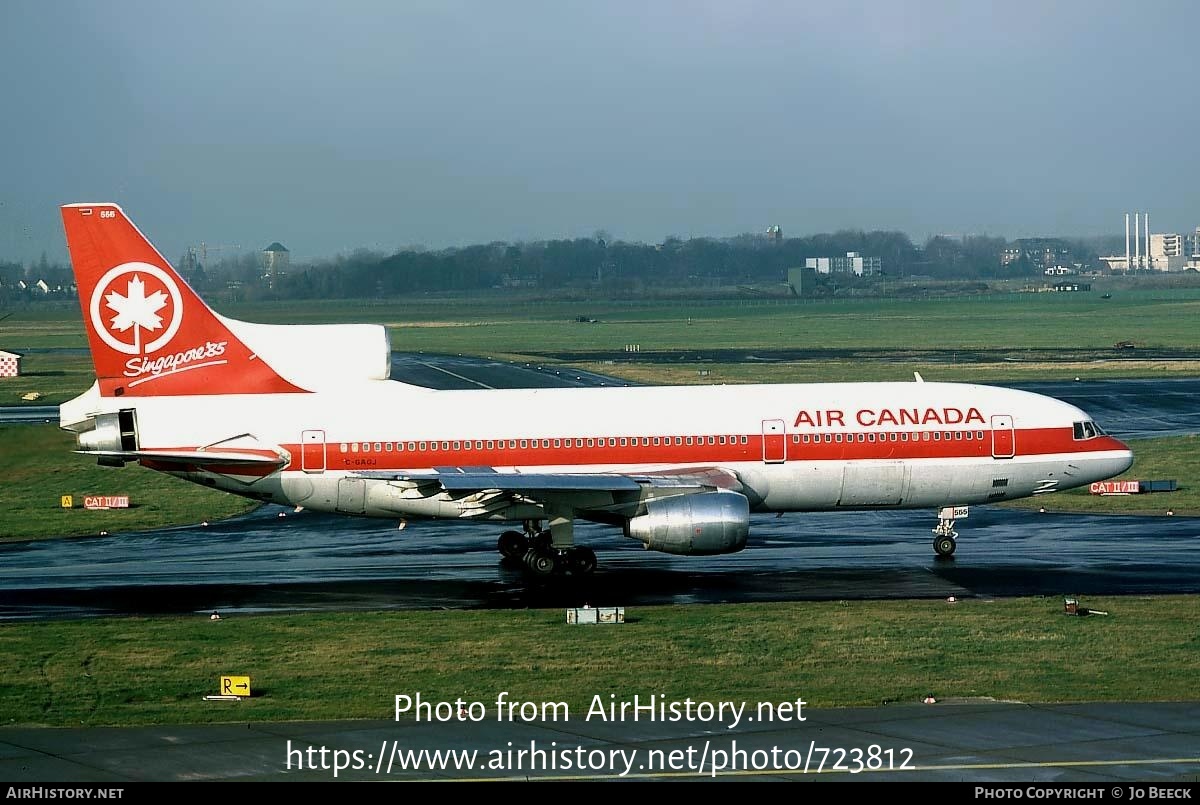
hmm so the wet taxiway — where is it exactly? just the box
[2,504,1197,620]
[0,405,56,424]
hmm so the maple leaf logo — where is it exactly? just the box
[104,274,169,353]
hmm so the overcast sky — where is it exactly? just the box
[2,1,1198,263]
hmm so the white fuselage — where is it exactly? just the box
[64,378,1134,524]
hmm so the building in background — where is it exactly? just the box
[786,266,817,295]
[1152,233,1183,257]
[765,225,783,244]
[1100,212,1190,272]
[1187,228,1200,257]
[805,252,881,276]
[1149,233,1186,271]
[261,242,290,288]
[0,350,22,378]
[1004,238,1072,270]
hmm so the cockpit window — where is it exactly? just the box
[1073,420,1105,440]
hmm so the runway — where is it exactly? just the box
[1,355,1196,620]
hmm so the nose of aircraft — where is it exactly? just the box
[1087,436,1134,482]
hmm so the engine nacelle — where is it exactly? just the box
[75,410,139,466]
[626,491,749,555]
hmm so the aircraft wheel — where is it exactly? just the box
[934,535,957,557]
[498,530,528,559]
[524,548,557,576]
[569,547,598,575]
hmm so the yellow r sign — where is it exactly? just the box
[219,675,252,697]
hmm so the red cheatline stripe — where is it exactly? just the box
[265,428,1125,473]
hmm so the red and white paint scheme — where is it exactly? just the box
[59,204,1134,574]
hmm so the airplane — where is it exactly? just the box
[58,203,1134,575]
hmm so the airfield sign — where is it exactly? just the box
[219,675,252,698]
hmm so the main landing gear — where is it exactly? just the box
[496,520,597,577]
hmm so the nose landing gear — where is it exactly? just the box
[933,532,957,557]
[933,508,961,557]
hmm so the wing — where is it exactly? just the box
[351,465,743,518]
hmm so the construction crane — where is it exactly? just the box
[197,242,241,264]
[181,243,243,282]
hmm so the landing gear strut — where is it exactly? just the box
[496,518,597,576]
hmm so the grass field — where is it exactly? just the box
[134,288,1200,355]
[5,290,1200,404]
[1,596,1197,727]
[580,359,1200,386]
[0,424,256,541]
[0,351,97,405]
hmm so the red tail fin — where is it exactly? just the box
[61,203,305,397]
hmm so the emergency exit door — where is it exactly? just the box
[762,419,786,464]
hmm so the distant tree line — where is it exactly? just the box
[0,229,1125,305]
[200,231,1117,302]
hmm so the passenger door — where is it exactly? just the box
[301,429,326,473]
[991,415,1015,459]
[762,419,786,464]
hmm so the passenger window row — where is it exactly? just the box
[791,430,987,445]
[337,434,755,454]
